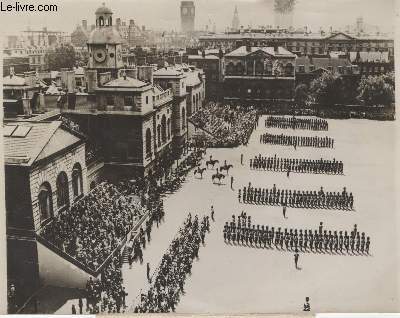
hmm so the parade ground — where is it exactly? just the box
[54,116,398,314]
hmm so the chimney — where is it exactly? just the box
[304,26,307,34]
[82,20,87,30]
[137,65,153,84]
[274,43,279,54]
[330,26,333,34]
[86,69,98,93]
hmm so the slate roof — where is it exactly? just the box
[4,121,82,167]
[103,76,148,88]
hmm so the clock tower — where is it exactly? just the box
[180,1,195,33]
[87,3,124,78]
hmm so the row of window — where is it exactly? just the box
[38,163,83,224]
[106,95,150,107]
[226,62,294,76]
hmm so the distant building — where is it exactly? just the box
[71,21,89,47]
[199,31,395,61]
[188,49,224,100]
[349,51,393,76]
[223,45,296,103]
[181,1,195,33]
[232,6,240,32]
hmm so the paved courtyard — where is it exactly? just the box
[55,116,398,314]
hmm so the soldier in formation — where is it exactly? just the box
[240,185,354,210]
[250,154,344,175]
[265,116,328,131]
[260,133,334,149]
[223,216,371,256]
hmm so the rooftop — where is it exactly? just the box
[103,76,148,88]
[4,121,82,167]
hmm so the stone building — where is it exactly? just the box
[223,45,296,103]
[199,31,395,61]
[188,49,224,100]
[4,120,86,309]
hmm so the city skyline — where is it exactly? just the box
[1,0,395,36]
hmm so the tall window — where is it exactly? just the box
[157,125,161,146]
[145,128,152,157]
[124,96,133,106]
[167,118,171,140]
[161,115,167,143]
[38,182,53,223]
[56,171,69,208]
[106,95,115,106]
[72,163,83,199]
[181,107,186,130]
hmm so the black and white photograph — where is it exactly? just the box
[1,0,398,314]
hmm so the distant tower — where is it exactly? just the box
[356,16,364,34]
[181,1,195,33]
[232,6,240,31]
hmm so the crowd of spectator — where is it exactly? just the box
[41,182,147,271]
[190,102,258,147]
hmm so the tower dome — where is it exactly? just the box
[95,3,112,15]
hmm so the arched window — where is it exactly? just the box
[181,107,186,130]
[167,118,171,140]
[285,63,294,76]
[227,62,234,75]
[265,61,272,75]
[161,115,167,143]
[98,16,104,27]
[146,128,152,156]
[38,182,53,223]
[72,163,83,199]
[56,171,69,208]
[235,63,244,75]
[255,61,264,75]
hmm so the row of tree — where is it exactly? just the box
[295,71,395,107]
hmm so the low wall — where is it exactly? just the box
[37,239,96,289]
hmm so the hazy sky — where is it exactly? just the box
[1,0,396,35]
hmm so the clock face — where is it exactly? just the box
[182,7,188,15]
[94,48,107,63]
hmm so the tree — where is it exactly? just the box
[294,84,309,107]
[45,44,76,71]
[357,72,395,106]
[309,71,343,106]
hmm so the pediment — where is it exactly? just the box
[326,32,355,41]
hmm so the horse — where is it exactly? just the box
[194,167,207,179]
[220,164,233,174]
[212,173,225,184]
[206,159,219,169]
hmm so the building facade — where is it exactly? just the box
[223,45,296,103]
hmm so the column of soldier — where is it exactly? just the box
[223,213,371,255]
[250,154,344,175]
[265,116,329,131]
[133,214,210,313]
[239,184,354,211]
[260,133,334,148]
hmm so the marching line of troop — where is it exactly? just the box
[250,154,344,175]
[265,116,329,131]
[133,214,210,313]
[239,184,354,211]
[260,133,334,149]
[223,213,370,255]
